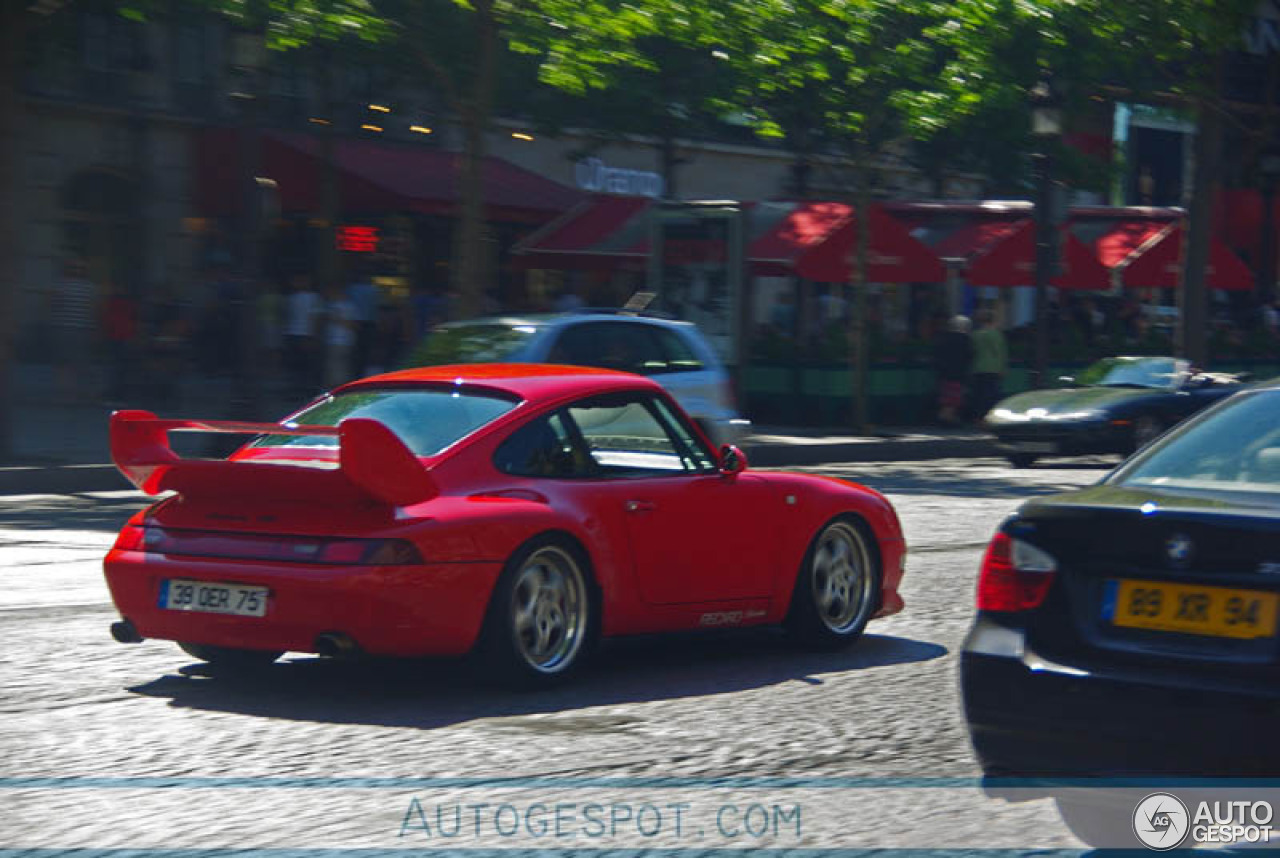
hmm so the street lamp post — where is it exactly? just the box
[1029,73,1063,389]
[228,30,270,419]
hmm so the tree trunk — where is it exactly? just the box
[659,133,681,198]
[1180,98,1223,366]
[0,2,25,460]
[851,166,872,433]
[317,51,341,297]
[450,4,499,319]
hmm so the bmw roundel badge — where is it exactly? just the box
[1165,533,1194,568]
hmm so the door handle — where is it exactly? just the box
[626,500,657,513]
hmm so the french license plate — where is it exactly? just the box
[159,579,268,617]
[1103,579,1278,639]
[1006,441,1058,453]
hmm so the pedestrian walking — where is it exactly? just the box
[146,283,190,407]
[345,261,379,378]
[367,300,409,375]
[256,281,284,393]
[323,282,355,390]
[48,258,100,401]
[933,314,974,426]
[282,272,321,395]
[969,308,1008,421]
[102,280,138,406]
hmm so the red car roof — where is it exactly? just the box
[338,363,663,402]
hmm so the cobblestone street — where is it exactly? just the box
[0,457,1115,851]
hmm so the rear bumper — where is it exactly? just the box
[103,549,503,657]
[960,616,1280,776]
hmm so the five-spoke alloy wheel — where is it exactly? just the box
[786,517,879,649]
[480,536,596,687]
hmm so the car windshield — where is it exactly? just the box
[1075,357,1184,389]
[251,388,519,457]
[1110,390,1280,498]
[413,323,537,365]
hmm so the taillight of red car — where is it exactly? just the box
[976,531,1058,612]
[113,525,423,566]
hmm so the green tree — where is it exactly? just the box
[919,0,1263,365]
[724,0,944,430]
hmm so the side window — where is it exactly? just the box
[493,412,593,478]
[551,322,666,375]
[654,328,705,373]
[651,397,717,470]
[566,395,714,477]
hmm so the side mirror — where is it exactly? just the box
[719,444,748,475]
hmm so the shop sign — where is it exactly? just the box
[337,225,380,253]
[575,157,664,198]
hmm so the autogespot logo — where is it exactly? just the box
[1133,793,1190,850]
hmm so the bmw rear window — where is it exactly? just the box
[252,388,519,457]
[1111,390,1280,496]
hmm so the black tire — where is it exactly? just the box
[178,642,282,669]
[785,516,880,650]
[1131,414,1165,452]
[476,535,598,688]
[1006,453,1037,468]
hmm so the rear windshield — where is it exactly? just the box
[252,388,519,456]
[1111,390,1280,497]
[410,323,537,365]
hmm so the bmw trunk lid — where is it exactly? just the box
[1010,485,1280,672]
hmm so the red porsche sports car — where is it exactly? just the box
[104,364,906,686]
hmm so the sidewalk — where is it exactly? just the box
[1,363,997,495]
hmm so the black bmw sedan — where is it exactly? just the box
[983,356,1245,467]
[963,379,1280,780]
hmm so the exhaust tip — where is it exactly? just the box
[314,632,361,661]
[110,619,143,644]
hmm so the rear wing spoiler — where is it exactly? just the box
[109,410,437,506]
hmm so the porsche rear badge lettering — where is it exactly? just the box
[699,609,766,627]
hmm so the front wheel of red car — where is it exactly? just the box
[785,517,879,650]
[478,536,597,688]
[178,642,283,669]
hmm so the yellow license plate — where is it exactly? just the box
[1108,579,1278,639]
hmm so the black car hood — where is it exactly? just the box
[990,385,1166,417]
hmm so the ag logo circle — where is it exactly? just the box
[1133,793,1189,850]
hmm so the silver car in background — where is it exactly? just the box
[406,311,752,447]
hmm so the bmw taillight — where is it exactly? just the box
[976,531,1058,612]
[113,524,423,566]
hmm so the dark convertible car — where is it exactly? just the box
[983,356,1246,467]
[962,380,1280,844]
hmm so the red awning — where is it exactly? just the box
[747,201,864,275]
[791,204,946,283]
[964,219,1111,289]
[515,198,945,283]
[512,196,651,268]
[931,217,1029,260]
[1089,219,1169,269]
[1118,221,1254,291]
[194,128,583,224]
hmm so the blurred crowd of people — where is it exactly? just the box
[37,253,1280,424]
[40,255,454,410]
